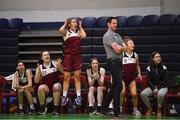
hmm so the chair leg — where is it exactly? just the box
[0,95,3,113]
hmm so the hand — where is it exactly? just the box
[153,88,158,98]
[94,73,100,80]
[56,58,62,64]
[137,74,142,81]
[14,86,21,90]
[64,19,68,26]
[79,20,82,28]
[112,43,123,52]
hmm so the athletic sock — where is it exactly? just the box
[76,90,81,97]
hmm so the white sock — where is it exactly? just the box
[30,104,34,109]
[98,104,101,107]
[19,104,23,109]
[109,103,113,109]
[76,90,81,97]
[63,90,67,97]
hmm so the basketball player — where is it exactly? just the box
[86,57,106,114]
[12,61,35,114]
[59,18,86,106]
[34,51,63,114]
[120,37,142,116]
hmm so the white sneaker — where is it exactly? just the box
[133,110,141,116]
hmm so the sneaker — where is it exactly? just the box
[75,96,82,106]
[52,106,59,115]
[89,106,96,115]
[108,108,114,115]
[97,106,102,114]
[114,113,123,118]
[38,106,47,115]
[18,109,24,114]
[133,109,141,116]
[28,108,35,115]
[61,96,69,107]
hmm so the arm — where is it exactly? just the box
[98,68,105,86]
[136,54,142,81]
[79,21,86,39]
[21,69,33,89]
[34,65,41,84]
[56,58,64,74]
[12,72,19,91]
[111,42,127,54]
[146,69,155,89]
[157,67,168,89]
[87,69,96,86]
[59,20,67,36]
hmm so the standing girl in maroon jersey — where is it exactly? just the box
[59,18,86,106]
[120,36,142,116]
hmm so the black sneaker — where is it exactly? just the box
[28,108,35,115]
[18,109,24,114]
[114,113,123,118]
[97,106,102,114]
[100,110,111,116]
[38,105,47,115]
[52,106,59,115]
[89,106,95,115]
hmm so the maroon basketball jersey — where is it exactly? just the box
[122,52,138,80]
[63,30,81,54]
[40,61,59,88]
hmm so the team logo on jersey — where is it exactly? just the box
[42,71,47,75]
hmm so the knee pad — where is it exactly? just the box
[52,83,62,92]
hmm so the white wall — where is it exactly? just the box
[0,0,161,22]
[161,0,180,15]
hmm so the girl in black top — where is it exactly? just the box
[141,51,168,116]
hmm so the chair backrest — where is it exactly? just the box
[0,18,9,29]
[0,76,10,92]
[82,17,96,28]
[127,15,143,27]
[97,16,109,28]
[176,15,180,25]
[9,18,23,29]
[116,16,127,27]
[159,14,176,25]
[135,75,148,91]
[142,15,159,26]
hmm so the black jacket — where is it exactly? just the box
[146,64,168,90]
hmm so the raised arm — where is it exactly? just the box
[59,20,67,36]
[79,21,86,39]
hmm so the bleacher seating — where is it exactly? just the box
[0,14,180,114]
[0,18,20,76]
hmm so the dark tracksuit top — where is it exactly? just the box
[146,64,168,90]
